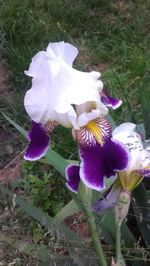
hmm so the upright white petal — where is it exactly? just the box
[141,146,150,168]
[113,123,136,136]
[113,128,143,152]
[47,41,78,66]
[113,123,144,171]
[24,51,48,77]
[24,42,104,128]
[129,150,143,172]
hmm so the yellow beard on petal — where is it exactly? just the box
[86,120,103,146]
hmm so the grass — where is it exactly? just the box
[0,0,150,263]
[0,0,150,124]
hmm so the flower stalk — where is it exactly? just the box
[79,182,107,266]
[115,190,131,266]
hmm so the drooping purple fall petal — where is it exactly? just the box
[79,139,130,191]
[101,88,122,109]
[65,164,80,193]
[24,121,50,161]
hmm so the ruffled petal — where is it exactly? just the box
[24,51,48,78]
[92,181,121,214]
[24,42,104,128]
[79,138,130,191]
[101,88,122,109]
[24,121,50,161]
[113,122,136,136]
[113,126,143,153]
[65,165,80,193]
[47,41,78,66]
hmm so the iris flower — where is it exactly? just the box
[24,41,121,164]
[66,120,129,192]
[93,123,150,212]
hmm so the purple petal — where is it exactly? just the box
[92,181,121,214]
[75,116,112,147]
[65,165,80,193]
[79,139,130,191]
[138,168,150,177]
[24,121,50,161]
[101,88,122,109]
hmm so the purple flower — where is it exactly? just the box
[66,118,130,192]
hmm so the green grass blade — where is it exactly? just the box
[0,184,96,265]
[132,184,150,247]
[0,233,71,263]
[55,199,81,221]
[139,86,150,138]
[100,210,135,247]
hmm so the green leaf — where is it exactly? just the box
[0,184,98,265]
[45,148,68,178]
[40,158,79,166]
[55,199,81,221]
[106,114,116,130]
[1,112,27,137]
[0,184,83,247]
[99,210,135,247]
[132,184,150,247]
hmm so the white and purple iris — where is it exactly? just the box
[93,123,150,213]
[24,41,129,191]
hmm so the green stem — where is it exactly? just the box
[85,207,107,266]
[116,221,125,265]
[115,191,131,266]
[79,183,107,266]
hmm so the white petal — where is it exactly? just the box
[129,149,143,171]
[24,51,48,77]
[113,123,146,172]
[47,41,78,66]
[77,110,101,128]
[113,123,136,136]
[24,42,104,128]
[141,147,150,168]
[113,131,143,151]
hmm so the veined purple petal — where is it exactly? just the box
[79,138,130,191]
[92,181,121,214]
[75,116,111,148]
[24,121,50,161]
[65,165,80,193]
[137,168,150,177]
[101,88,122,109]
